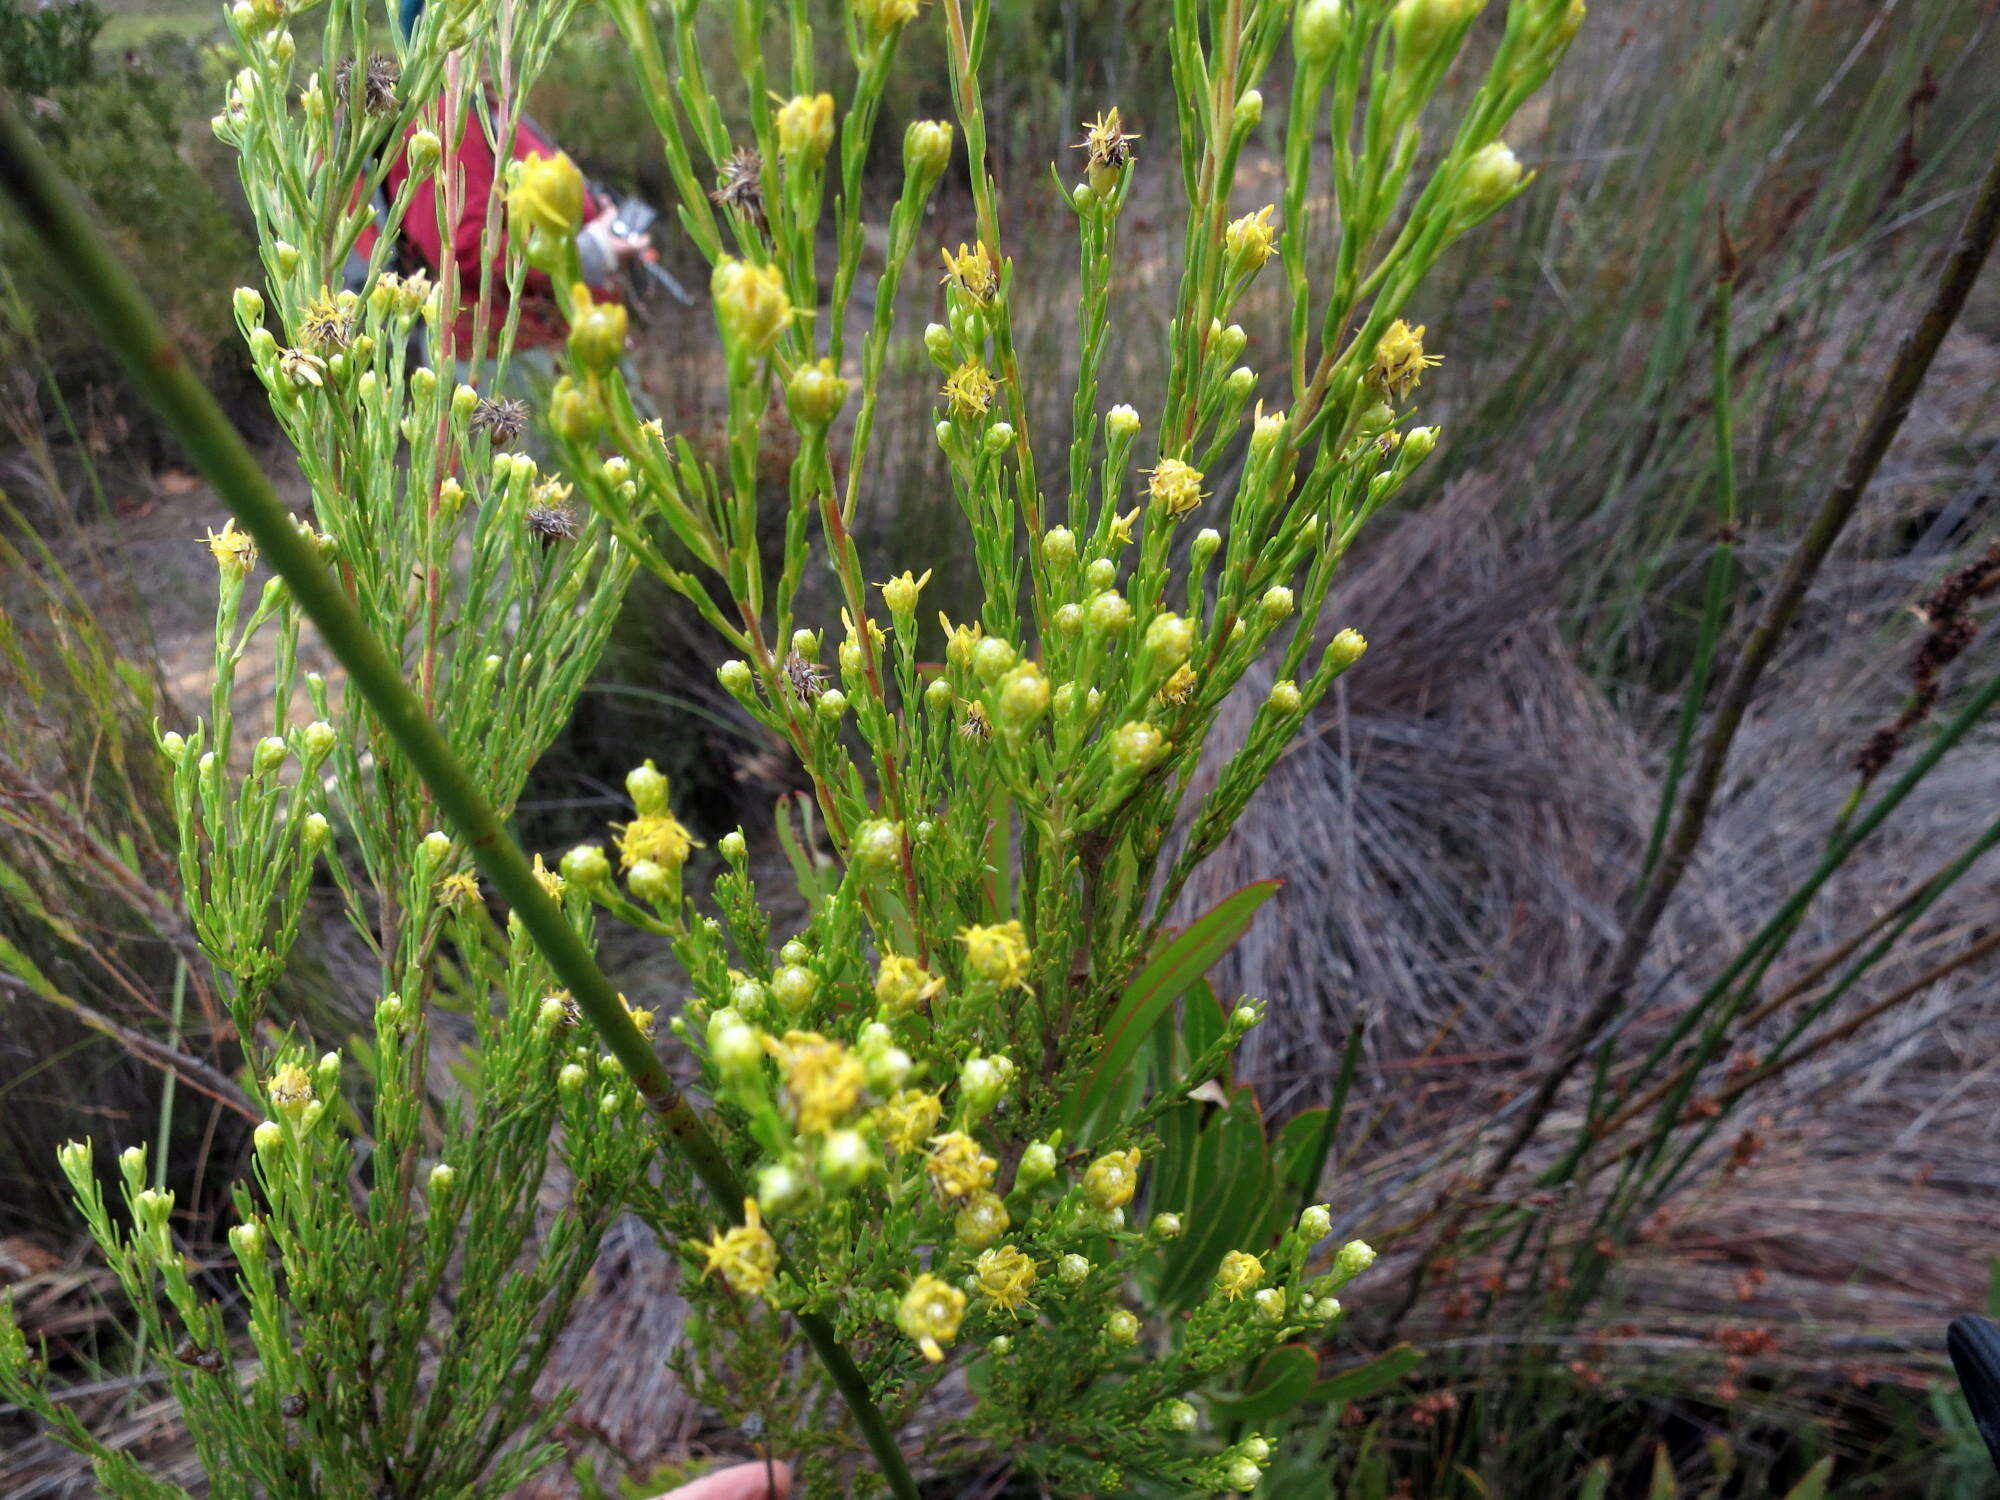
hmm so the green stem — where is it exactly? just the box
[0,96,918,1500]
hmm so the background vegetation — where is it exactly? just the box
[2,0,1998,1494]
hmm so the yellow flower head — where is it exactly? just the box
[874,953,942,1016]
[775,92,835,167]
[299,293,352,351]
[872,1089,944,1152]
[507,151,586,239]
[1366,319,1442,402]
[613,812,697,873]
[769,1030,865,1135]
[957,700,993,743]
[925,1130,998,1199]
[1158,664,1199,707]
[712,258,795,355]
[854,0,924,37]
[702,1198,778,1297]
[436,870,481,909]
[622,998,657,1039]
[205,520,258,576]
[1146,458,1206,518]
[959,920,1031,990]
[939,613,986,666]
[1106,506,1141,548]
[897,1272,966,1362]
[973,1244,1038,1313]
[267,1063,314,1120]
[1224,205,1279,273]
[942,360,999,422]
[277,347,328,390]
[878,569,933,617]
[1074,107,1140,195]
[1214,1248,1264,1300]
[532,853,566,900]
[941,241,998,303]
[1082,1146,1142,1211]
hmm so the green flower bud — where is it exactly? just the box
[407,128,441,174]
[1404,425,1439,461]
[990,1335,1013,1356]
[253,1120,284,1155]
[1232,88,1263,133]
[1089,591,1133,634]
[1226,365,1256,400]
[772,964,819,1013]
[1227,1460,1262,1493]
[1244,1437,1272,1464]
[1295,0,1347,66]
[253,735,288,774]
[1215,323,1248,364]
[1105,404,1141,440]
[1104,1308,1140,1345]
[758,1161,808,1215]
[1041,527,1077,565]
[427,1162,455,1197]
[924,321,953,367]
[232,285,264,324]
[56,1139,91,1184]
[1300,1204,1333,1240]
[1163,1398,1198,1432]
[954,1191,1009,1248]
[627,859,673,904]
[996,664,1050,729]
[820,1128,878,1188]
[228,1220,265,1259]
[851,818,902,872]
[1325,628,1368,672]
[1145,612,1193,666]
[626,760,670,816]
[712,1023,763,1077]
[1261,585,1295,620]
[1254,1287,1287,1322]
[1016,1140,1058,1190]
[159,730,187,764]
[717,659,755,696]
[904,119,954,187]
[560,843,612,887]
[1053,604,1083,638]
[301,812,331,853]
[959,1054,1015,1117]
[1058,1252,1090,1285]
[970,635,1017,684]
[559,1062,588,1092]
[1393,0,1482,67]
[569,299,628,373]
[1336,1238,1377,1278]
[816,687,849,721]
[787,358,849,428]
[1460,140,1523,218]
[1109,721,1165,773]
[1152,1211,1183,1239]
[711,258,794,355]
[300,719,336,762]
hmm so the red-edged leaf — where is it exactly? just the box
[1063,880,1280,1139]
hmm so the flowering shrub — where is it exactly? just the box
[0,0,1580,1493]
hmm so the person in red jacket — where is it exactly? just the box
[352,105,649,352]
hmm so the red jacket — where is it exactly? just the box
[356,106,616,349]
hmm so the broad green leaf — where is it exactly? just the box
[1154,1092,1271,1308]
[1268,1106,1330,1241]
[1310,1343,1422,1404]
[1208,1344,1318,1423]
[1063,880,1279,1139]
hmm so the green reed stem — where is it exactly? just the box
[1639,240,1738,885]
[0,96,919,1500]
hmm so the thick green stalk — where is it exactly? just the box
[0,96,919,1500]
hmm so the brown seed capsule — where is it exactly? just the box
[469,396,530,445]
[710,147,768,229]
[334,52,399,117]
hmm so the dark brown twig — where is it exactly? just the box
[1385,131,2000,1329]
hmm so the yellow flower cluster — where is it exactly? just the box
[925,1130,997,1199]
[1146,458,1206,518]
[941,241,998,302]
[872,1089,943,1152]
[613,811,696,872]
[267,1063,314,1119]
[897,1272,965,1362]
[1214,1249,1264,1300]
[874,953,942,1016]
[205,520,258,576]
[1366,319,1441,401]
[942,360,999,421]
[702,1199,778,1297]
[973,1244,1037,1313]
[959,920,1031,990]
[767,1031,865,1135]
[1082,1147,1142,1211]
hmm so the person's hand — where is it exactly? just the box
[647,1459,791,1500]
[587,203,652,265]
